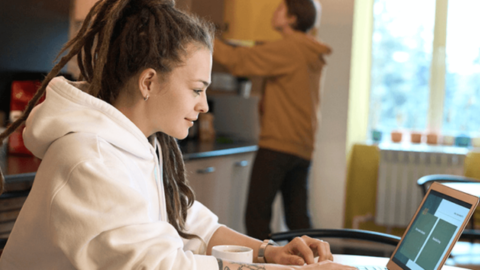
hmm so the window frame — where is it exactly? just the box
[347,0,451,153]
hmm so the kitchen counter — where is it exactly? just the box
[0,140,258,190]
[180,139,258,161]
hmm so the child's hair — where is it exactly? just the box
[0,0,215,240]
[285,0,317,33]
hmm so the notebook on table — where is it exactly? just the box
[357,182,479,270]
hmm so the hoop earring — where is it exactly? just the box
[144,95,149,101]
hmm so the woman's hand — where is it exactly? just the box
[300,260,357,270]
[265,236,333,266]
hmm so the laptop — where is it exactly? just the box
[356,182,479,270]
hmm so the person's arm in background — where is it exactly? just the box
[208,226,356,270]
[213,38,294,77]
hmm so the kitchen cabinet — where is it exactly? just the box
[70,0,282,42]
[223,0,282,42]
[185,151,255,233]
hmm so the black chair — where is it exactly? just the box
[417,174,480,243]
[270,228,401,257]
[417,174,480,196]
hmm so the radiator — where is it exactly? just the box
[375,148,466,227]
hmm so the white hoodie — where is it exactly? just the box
[0,77,222,269]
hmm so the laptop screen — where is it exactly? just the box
[391,190,472,270]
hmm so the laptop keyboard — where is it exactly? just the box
[356,266,388,270]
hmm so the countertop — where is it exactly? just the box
[0,139,258,190]
[180,139,258,161]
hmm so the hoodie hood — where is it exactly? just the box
[23,76,154,160]
[289,31,332,69]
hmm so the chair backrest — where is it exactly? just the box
[270,228,401,257]
[270,228,400,246]
[416,174,480,196]
[417,174,480,240]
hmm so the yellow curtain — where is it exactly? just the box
[464,151,480,227]
[464,151,480,179]
[343,144,405,235]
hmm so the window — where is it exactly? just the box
[369,0,480,139]
[443,0,480,136]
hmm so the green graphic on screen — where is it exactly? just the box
[398,211,437,260]
[416,219,456,269]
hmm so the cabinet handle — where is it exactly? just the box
[235,160,249,167]
[196,167,215,174]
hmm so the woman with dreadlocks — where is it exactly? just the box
[0,0,353,269]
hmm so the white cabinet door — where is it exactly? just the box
[185,152,255,233]
[185,156,232,226]
[227,153,254,234]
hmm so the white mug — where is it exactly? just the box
[212,245,253,263]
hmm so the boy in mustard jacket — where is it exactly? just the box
[213,0,332,240]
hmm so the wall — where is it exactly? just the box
[0,0,71,122]
[309,0,354,229]
[346,0,373,158]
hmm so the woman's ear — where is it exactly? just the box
[138,68,157,100]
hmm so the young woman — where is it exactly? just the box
[0,0,353,269]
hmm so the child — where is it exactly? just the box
[213,0,332,241]
[0,0,352,269]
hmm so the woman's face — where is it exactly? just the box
[146,44,211,139]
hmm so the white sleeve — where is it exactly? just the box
[49,159,219,270]
[182,201,225,254]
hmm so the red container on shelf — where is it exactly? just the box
[426,133,438,145]
[8,80,44,155]
[410,132,423,144]
[391,131,403,143]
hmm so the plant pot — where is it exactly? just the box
[455,135,470,147]
[371,130,382,142]
[391,131,402,143]
[410,132,422,144]
[472,137,480,148]
[426,133,438,145]
[442,135,455,146]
